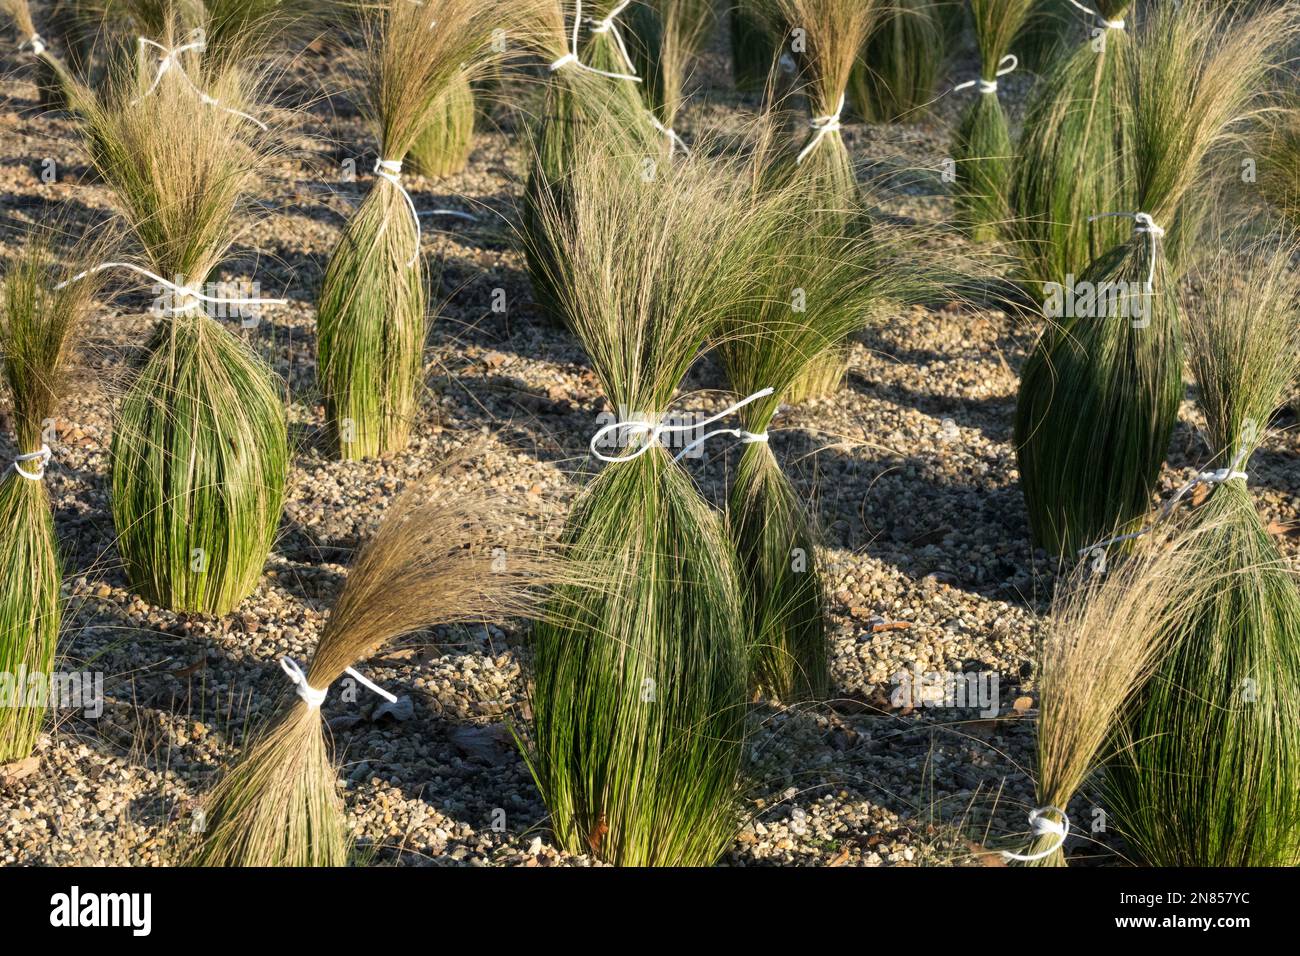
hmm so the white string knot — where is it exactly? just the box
[374,158,422,268]
[1001,806,1069,862]
[54,262,287,315]
[953,54,1017,95]
[133,33,269,129]
[796,93,846,165]
[588,0,637,75]
[280,657,397,711]
[1088,211,1165,294]
[1068,1,1125,30]
[24,34,46,56]
[550,0,641,82]
[11,444,52,481]
[590,388,774,463]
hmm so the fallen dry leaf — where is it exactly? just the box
[0,756,40,787]
[871,621,913,633]
[1012,695,1034,714]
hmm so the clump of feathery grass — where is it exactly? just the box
[730,0,777,92]
[720,159,936,702]
[1015,0,1075,75]
[521,0,660,328]
[769,0,882,211]
[950,0,1036,242]
[407,71,476,179]
[522,115,763,866]
[0,234,107,762]
[76,31,288,615]
[1008,0,1135,290]
[317,0,507,459]
[624,0,714,151]
[847,0,944,124]
[1105,234,1300,866]
[1002,519,1222,866]
[1014,0,1298,556]
[1,0,89,110]
[186,462,555,866]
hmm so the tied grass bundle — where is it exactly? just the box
[186,466,553,866]
[1107,237,1300,866]
[1008,0,1134,289]
[847,0,944,124]
[521,0,659,328]
[0,238,105,762]
[950,0,1035,242]
[1015,0,1074,75]
[769,0,882,212]
[79,39,288,614]
[1,0,88,110]
[721,188,930,702]
[1014,0,1298,556]
[407,71,475,179]
[523,118,755,866]
[317,0,505,459]
[1005,520,1219,866]
[1259,102,1300,229]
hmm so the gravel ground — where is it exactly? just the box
[1,16,1298,868]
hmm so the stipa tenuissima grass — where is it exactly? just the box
[1002,518,1222,866]
[1014,0,1299,556]
[0,233,107,763]
[623,0,715,154]
[522,116,772,866]
[950,0,1036,242]
[1,0,89,110]
[76,30,288,615]
[847,0,945,124]
[185,462,557,866]
[521,0,659,328]
[1106,234,1300,867]
[316,0,510,459]
[1008,0,1135,291]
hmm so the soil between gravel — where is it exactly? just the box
[1,17,1297,867]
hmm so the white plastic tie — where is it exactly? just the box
[133,34,269,129]
[10,444,52,481]
[953,54,1017,95]
[374,158,422,268]
[796,93,846,165]
[588,0,637,74]
[54,262,287,314]
[1088,211,1165,294]
[24,34,46,56]
[549,0,641,82]
[1067,0,1125,29]
[280,656,398,711]
[589,388,774,463]
[1001,806,1070,862]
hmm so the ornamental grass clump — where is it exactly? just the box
[407,71,476,179]
[1106,236,1300,867]
[721,189,933,702]
[1,0,87,110]
[1008,0,1134,289]
[523,117,763,867]
[186,465,553,866]
[0,236,106,763]
[1001,519,1219,866]
[730,0,776,92]
[769,0,883,212]
[76,34,288,615]
[847,0,944,124]
[950,0,1035,242]
[317,0,507,459]
[1014,0,1297,557]
[521,0,659,328]
[1259,102,1300,229]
